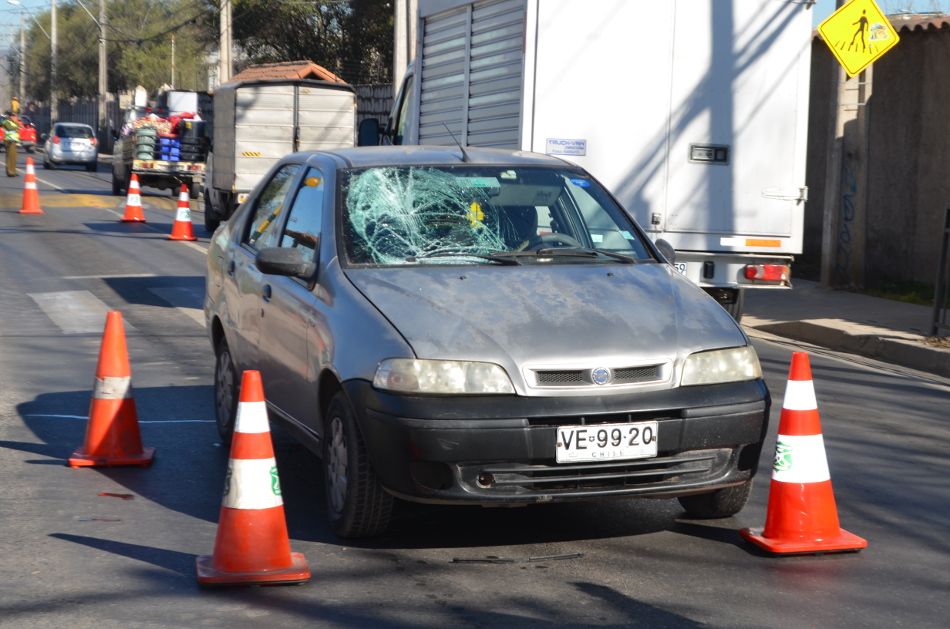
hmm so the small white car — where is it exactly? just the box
[43,123,98,171]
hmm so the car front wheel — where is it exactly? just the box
[323,392,393,538]
[214,336,239,444]
[678,479,753,519]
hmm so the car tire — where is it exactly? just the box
[45,160,55,170]
[26,146,33,154]
[323,392,393,538]
[677,479,753,519]
[86,162,97,172]
[214,336,239,445]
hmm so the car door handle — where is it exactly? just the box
[227,260,235,276]
[262,285,272,302]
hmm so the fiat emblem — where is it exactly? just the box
[591,367,611,385]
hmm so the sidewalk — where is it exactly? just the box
[743,280,950,378]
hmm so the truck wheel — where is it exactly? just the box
[704,287,745,322]
[213,336,239,445]
[111,170,123,195]
[678,480,753,519]
[189,182,200,199]
[323,392,393,538]
[204,210,220,232]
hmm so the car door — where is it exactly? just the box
[256,166,326,424]
[227,162,303,373]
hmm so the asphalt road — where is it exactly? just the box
[1,152,949,629]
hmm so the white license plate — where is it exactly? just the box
[673,262,688,275]
[556,421,658,463]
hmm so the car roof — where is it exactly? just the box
[303,145,574,170]
[55,122,93,128]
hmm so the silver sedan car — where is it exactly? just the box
[43,123,98,171]
[204,146,770,538]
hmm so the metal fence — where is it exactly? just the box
[29,99,124,154]
[932,205,950,337]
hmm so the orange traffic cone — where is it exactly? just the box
[68,311,155,467]
[196,370,310,586]
[740,352,867,554]
[168,184,197,241]
[19,157,43,214]
[120,174,146,222]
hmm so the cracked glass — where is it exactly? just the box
[341,165,650,266]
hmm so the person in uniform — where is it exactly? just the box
[2,111,21,176]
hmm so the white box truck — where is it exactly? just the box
[203,78,357,231]
[369,0,812,319]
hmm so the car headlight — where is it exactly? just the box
[374,358,515,395]
[681,346,762,386]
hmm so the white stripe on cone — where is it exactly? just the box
[235,400,269,433]
[782,379,818,411]
[92,376,133,400]
[222,458,284,510]
[772,434,831,483]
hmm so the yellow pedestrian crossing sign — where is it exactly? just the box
[818,0,899,77]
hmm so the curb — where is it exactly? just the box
[745,318,950,378]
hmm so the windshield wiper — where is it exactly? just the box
[407,251,521,266]
[492,247,638,263]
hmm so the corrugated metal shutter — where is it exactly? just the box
[418,0,524,148]
[467,0,524,148]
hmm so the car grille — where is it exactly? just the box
[459,449,733,496]
[530,363,665,388]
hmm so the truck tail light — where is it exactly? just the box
[744,264,789,282]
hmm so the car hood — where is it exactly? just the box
[344,262,745,380]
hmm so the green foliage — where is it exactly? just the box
[13,0,393,104]
[231,0,393,84]
[22,0,216,103]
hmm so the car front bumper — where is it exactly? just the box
[344,379,771,505]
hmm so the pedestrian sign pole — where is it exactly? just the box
[818,0,899,77]
[818,0,902,290]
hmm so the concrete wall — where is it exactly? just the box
[805,18,950,286]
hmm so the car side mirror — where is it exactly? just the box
[255,246,317,279]
[655,238,676,264]
[40,133,48,141]
[357,118,381,147]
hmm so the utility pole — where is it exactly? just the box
[393,0,417,93]
[219,0,232,84]
[820,0,871,289]
[98,0,107,146]
[18,11,25,107]
[171,33,176,88]
[50,0,57,125]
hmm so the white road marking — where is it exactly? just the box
[63,274,158,280]
[148,287,206,326]
[24,414,213,423]
[28,290,137,334]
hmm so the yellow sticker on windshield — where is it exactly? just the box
[467,201,484,229]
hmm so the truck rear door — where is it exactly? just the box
[233,83,296,192]
[296,86,356,152]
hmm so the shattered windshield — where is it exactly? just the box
[341,165,651,266]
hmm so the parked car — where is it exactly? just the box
[204,146,771,539]
[18,115,37,152]
[43,123,98,171]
